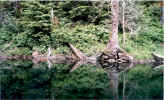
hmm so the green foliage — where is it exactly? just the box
[55,1,109,24]
[119,3,163,59]
[69,6,99,22]
[138,22,163,43]
[119,65,163,99]
[136,4,163,43]
[0,61,112,99]
[119,34,161,59]
[145,4,161,22]
[0,7,19,53]
[0,26,15,44]
[0,8,18,45]
[51,64,111,99]
[0,1,163,100]
[0,1,163,59]
[135,5,163,44]
[8,47,32,55]
[51,24,108,54]
[0,61,162,99]
[15,1,52,48]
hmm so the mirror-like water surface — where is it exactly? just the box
[0,60,163,100]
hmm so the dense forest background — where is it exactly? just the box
[0,1,163,99]
[0,1,163,58]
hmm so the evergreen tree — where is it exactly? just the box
[15,1,53,49]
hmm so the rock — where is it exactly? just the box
[152,53,164,62]
[152,53,164,65]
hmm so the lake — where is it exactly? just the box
[0,59,163,100]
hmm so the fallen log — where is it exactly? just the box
[68,43,87,60]
[0,45,163,72]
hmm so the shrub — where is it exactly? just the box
[51,24,108,54]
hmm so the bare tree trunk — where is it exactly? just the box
[51,8,54,24]
[122,0,126,47]
[107,0,119,50]
[100,0,133,69]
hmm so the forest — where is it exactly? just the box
[0,0,163,100]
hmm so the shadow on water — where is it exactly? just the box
[0,59,163,100]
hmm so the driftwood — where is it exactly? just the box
[68,43,87,60]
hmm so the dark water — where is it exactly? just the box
[0,60,163,100]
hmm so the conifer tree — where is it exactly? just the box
[16,1,53,49]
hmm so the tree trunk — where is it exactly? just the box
[51,8,54,24]
[107,0,119,50]
[122,0,126,47]
[100,0,133,69]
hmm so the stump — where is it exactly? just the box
[99,47,133,72]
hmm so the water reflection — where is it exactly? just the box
[0,59,163,100]
[100,61,133,100]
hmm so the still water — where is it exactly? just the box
[0,60,163,100]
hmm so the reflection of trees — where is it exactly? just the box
[0,59,162,99]
[103,62,133,100]
[0,60,111,99]
[0,60,52,99]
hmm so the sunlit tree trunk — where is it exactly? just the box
[51,8,54,24]
[107,0,119,50]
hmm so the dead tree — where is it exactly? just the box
[106,0,119,50]
[100,0,133,67]
[100,0,133,98]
